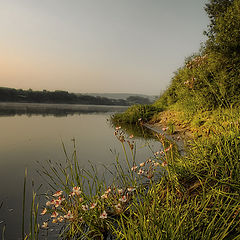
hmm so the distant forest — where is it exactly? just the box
[0,87,151,106]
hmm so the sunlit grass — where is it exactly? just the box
[21,111,240,239]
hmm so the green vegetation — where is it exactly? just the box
[23,119,240,239]
[112,104,162,124]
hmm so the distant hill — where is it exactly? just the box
[81,93,158,102]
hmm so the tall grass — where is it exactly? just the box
[23,112,240,239]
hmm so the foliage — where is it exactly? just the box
[112,104,162,124]
[0,87,129,106]
[153,0,240,117]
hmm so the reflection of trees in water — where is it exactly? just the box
[0,106,127,117]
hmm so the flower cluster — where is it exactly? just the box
[186,54,208,69]
[40,184,137,230]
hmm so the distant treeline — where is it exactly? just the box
[0,87,151,106]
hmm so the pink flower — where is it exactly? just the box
[154,162,160,167]
[57,216,64,222]
[137,169,144,175]
[100,210,107,219]
[82,205,89,211]
[72,186,81,195]
[140,162,145,167]
[40,208,47,215]
[105,187,111,194]
[115,203,122,212]
[53,190,63,197]
[46,201,51,207]
[115,126,121,130]
[64,210,73,220]
[90,202,97,209]
[162,161,168,167]
[127,187,135,192]
[129,134,134,139]
[119,195,128,203]
[117,188,124,195]
[131,165,138,171]
[51,211,58,218]
[101,193,108,199]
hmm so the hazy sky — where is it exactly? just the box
[0,0,209,95]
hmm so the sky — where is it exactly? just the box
[0,0,209,95]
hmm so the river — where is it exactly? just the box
[0,103,162,239]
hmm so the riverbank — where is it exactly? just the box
[28,106,240,239]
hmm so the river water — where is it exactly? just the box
[0,103,162,239]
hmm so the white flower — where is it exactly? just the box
[100,210,107,219]
[82,205,89,211]
[41,222,48,229]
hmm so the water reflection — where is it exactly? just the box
[0,102,128,117]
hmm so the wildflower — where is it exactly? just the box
[40,208,47,215]
[53,190,63,197]
[41,222,48,229]
[52,218,58,223]
[90,202,97,209]
[127,187,136,192]
[100,210,107,219]
[101,193,108,199]
[131,165,138,171]
[82,205,89,211]
[138,118,142,121]
[51,211,58,218]
[129,134,134,139]
[146,158,152,163]
[154,162,160,167]
[115,203,122,213]
[140,162,145,167]
[119,135,125,142]
[137,169,144,175]
[162,161,168,167]
[64,210,73,220]
[69,192,75,197]
[115,126,121,130]
[117,188,124,195]
[57,216,64,222]
[50,199,56,205]
[46,201,51,207]
[72,186,81,195]
[119,195,128,203]
[54,200,61,208]
[105,187,111,194]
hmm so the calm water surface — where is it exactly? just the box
[0,104,161,239]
